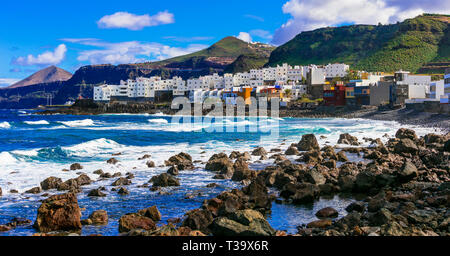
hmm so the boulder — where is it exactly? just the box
[70,163,83,171]
[0,187,2,197]
[306,219,332,228]
[251,147,267,156]
[355,171,377,192]
[150,173,180,187]
[164,152,193,170]
[138,154,151,160]
[394,139,418,154]
[25,187,42,194]
[138,206,162,222]
[146,161,156,168]
[315,207,339,218]
[182,209,214,234]
[33,193,82,233]
[87,188,106,197]
[305,169,326,185]
[210,217,275,236]
[395,128,418,141]
[229,151,251,160]
[117,187,129,195]
[85,210,108,225]
[231,159,254,181]
[205,154,234,178]
[167,165,179,176]
[106,158,119,165]
[118,213,156,233]
[111,177,131,186]
[285,145,300,155]
[93,169,103,175]
[291,184,320,205]
[345,201,366,213]
[336,151,348,162]
[398,161,418,182]
[41,177,63,190]
[297,134,320,151]
[338,133,360,145]
[241,178,272,210]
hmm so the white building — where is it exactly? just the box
[441,69,450,104]
[325,63,349,78]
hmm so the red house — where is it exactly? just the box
[323,85,346,106]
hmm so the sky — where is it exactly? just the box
[1,0,449,86]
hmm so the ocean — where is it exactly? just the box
[0,109,441,236]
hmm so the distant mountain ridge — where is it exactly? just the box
[8,66,72,89]
[268,14,450,73]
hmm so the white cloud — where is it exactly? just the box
[98,11,175,30]
[244,14,265,22]
[272,0,450,45]
[236,32,252,43]
[249,29,273,40]
[0,78,20,87]
[12,44,67,66]
[62,38,207,65]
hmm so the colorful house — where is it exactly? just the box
[323,85,346,106]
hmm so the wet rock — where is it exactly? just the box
[112,172,122,178]
[10,217,32,226]
[111,177,131,186]
[338,133,360,146]
[25,187,42,194]
[106,158,119,165]
[83,210,108,225]
[336,151,348,162]
[241,178,272,210]
[167,165,179,176]
[146,161,156,168]
[138,154,151,160]
[370,208,393,226]
[346,202,366,213]
[323,159,336,169]
[424,133,445,144]
[306,219,332,228]
[126,173,135,179]
[33,193,82,233]
[316,207,339,219]
[93,169,103,175]
[164,152,193,170]
[206,183,219,188]
[305,169,326,185]
[355,171,377,193]
[232,159,255,181]
[297,134,320,151]
[395,128,418,141]
[397,161,418,182]
[229,151,251,160]
[210,216,276,236]
[88,188,106,197]
[273,173,296,190]
[182,209,214,234]
[285,145,300,155]
[394,139,418,154]
[0,225,12,232]
[444,140,450,152]
[138,206,162,222]
[251,147,267,156]
[41,177,63,190]
[149,173,180,187]
[205,153,234,178]
[70,163,83,171]
[118,187,129,195]
[118,214,156,233]
[10,189,18,193]
[0,187,2,196]
[291,184,320,205]
[301,150,323,164]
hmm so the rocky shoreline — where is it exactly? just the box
[0,128,449,236]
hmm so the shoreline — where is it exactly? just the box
[34,102,450,132]
[1,128,449,236]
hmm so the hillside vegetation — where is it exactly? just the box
[268,14,450,73]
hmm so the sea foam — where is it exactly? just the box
[0,121,11,129]
[24,120,50,125]
[59,119,94,127]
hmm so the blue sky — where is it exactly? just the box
[1,0,448,86]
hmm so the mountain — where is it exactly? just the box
[268,14,450,73]
[0,37,274,108]
[8,66,72,89]
[224,54,271,73]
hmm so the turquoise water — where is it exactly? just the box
[0,109,439,235]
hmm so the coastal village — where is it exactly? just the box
[93,63,450,113]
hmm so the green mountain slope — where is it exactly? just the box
[268,14,450,73]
